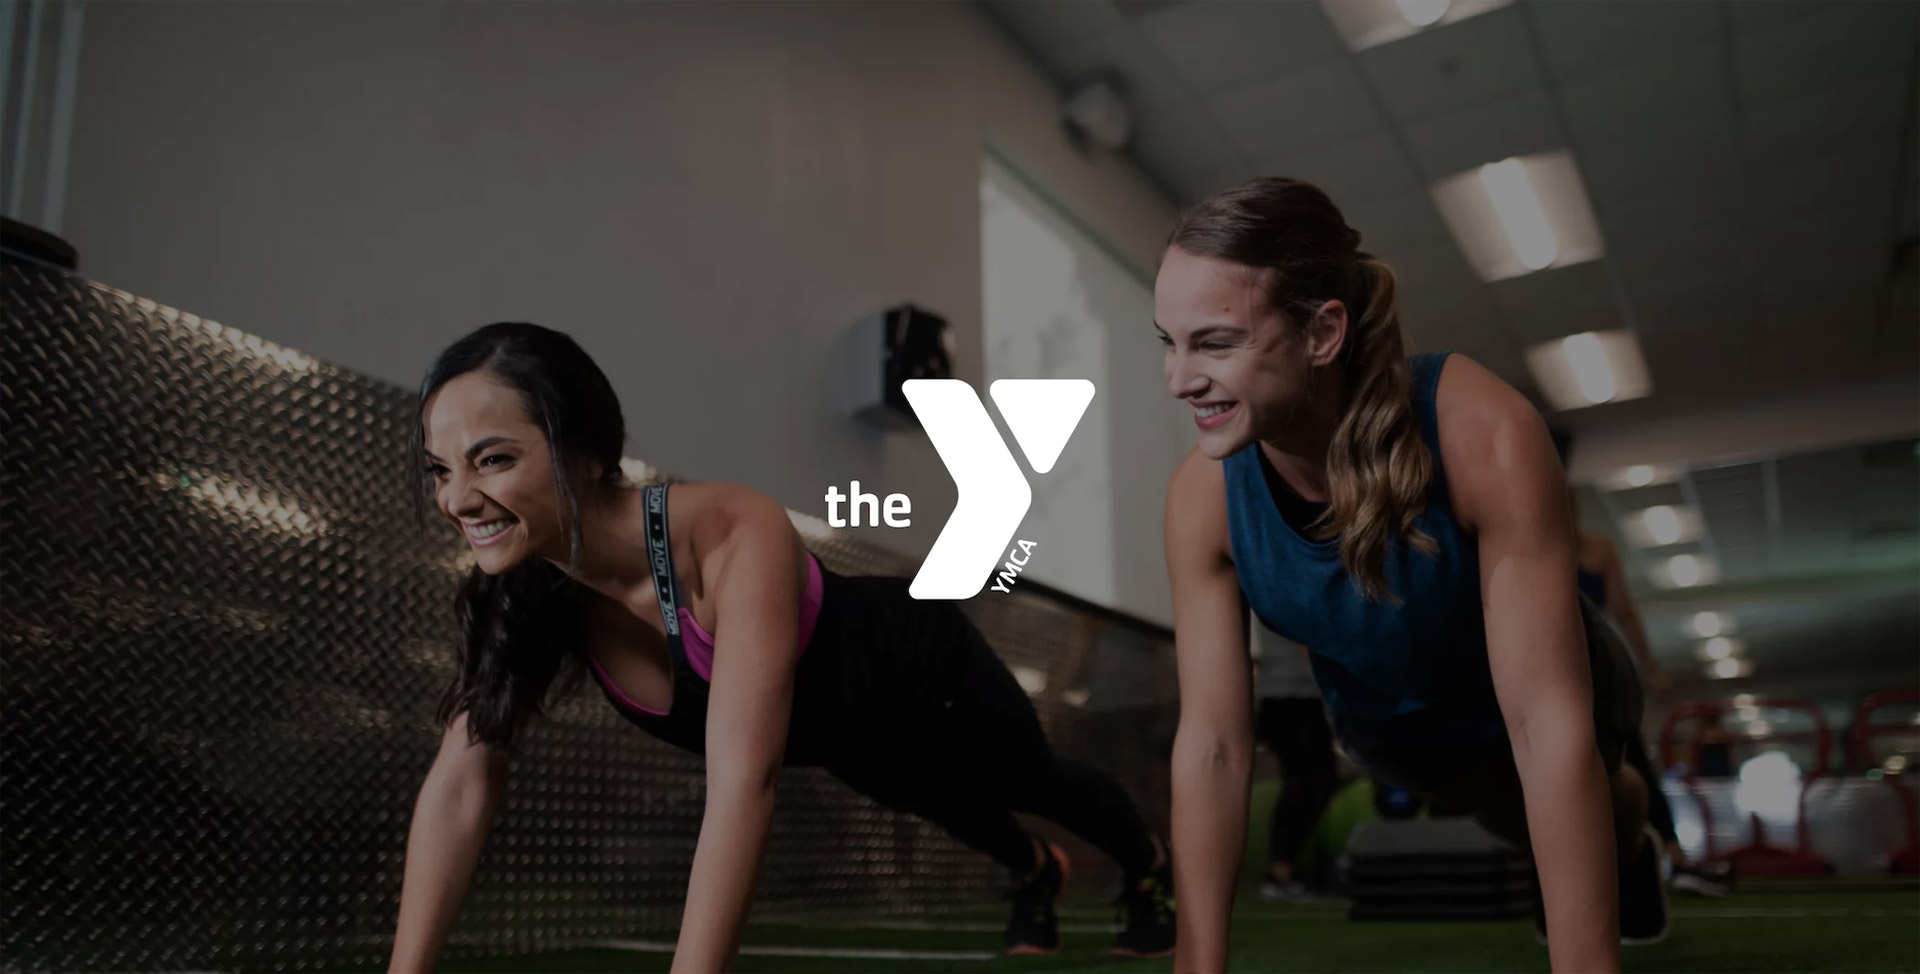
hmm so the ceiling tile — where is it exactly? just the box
[1746,138,1904,227]
[1611,228,1747,303]
[1129,104,1255,202]
[1487,260,1622,343]
[1728,1,1836,33]
[1734,1,1919,105]
[1400,90,1561,178]
[1132,0,1346,96]
[1742,70,1912,163]
[1601,174,1748,246]
[1559,42,1739,199]
[1529,0,1723,84]
[1355,5,1546,122]
[1337,187,1454,253]
[982,0,1128,49]
[1050,25,1193,109]
[1626,275,1749,340]
[1206,60,1384,161]
[1756,275,1883,339]
[1560,40,1732,140]
[1262,131,1424,204]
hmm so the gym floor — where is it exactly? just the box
[417,881,1920,974]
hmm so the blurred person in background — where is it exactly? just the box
[1569,485,1730,898]
[1250,617,1339,901]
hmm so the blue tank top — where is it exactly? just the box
[1223,351,1505,749]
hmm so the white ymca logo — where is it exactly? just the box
[901,379,1095,600]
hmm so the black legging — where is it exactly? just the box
[1256,697,1338,870]
[825,620,1158,878]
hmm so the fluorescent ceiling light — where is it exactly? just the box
[1601,463,1678,490]
[1654,553,1718,589]
[1524,330,1653,411]
[1479,158,1558,270]
[1430,150,1605,282]
[1707,657,1752,680]
[1696,636,1744,661]
[1690,611,1728,638]
[1319,0,1513,51]
[1395,0,1452,27]
[1658,553,1720,591]
[1626,504,1700,548]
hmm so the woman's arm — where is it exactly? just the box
[1442,357,1620,973]
[1163,450,1255,973]
[390,712,510,973]
[1598,538,1671,699]
[672,488,804,973]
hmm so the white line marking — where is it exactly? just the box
[757,919,1120,933]
[600,939,997,961]
[1670,908,1920,919]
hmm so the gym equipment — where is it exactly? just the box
[1344,817,1535,921]
[1851,689,1920,874]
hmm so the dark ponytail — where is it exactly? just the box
[408,322,627,748]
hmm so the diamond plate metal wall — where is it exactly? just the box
[1,257,1176,971]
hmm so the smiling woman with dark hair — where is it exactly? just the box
[386,322,1174,972]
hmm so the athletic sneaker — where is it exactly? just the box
[1111,856,1176,958]
[1258,877,1316,903]
[1670,863,1731,898]
[1620,825,1672,945]
[1004,841,1069,955]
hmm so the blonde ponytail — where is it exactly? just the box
[1167,178,1439,601]
[1315,256,1435,602]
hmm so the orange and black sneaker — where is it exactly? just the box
[1111,854,1176,958]
[1004,841,1070,955]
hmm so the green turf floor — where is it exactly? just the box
[435,881,1920,973]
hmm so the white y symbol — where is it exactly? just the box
[901,379,1096,600]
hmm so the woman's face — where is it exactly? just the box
[422,371,571,575]
[1156,246,1321,461]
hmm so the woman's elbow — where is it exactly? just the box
[1173,725,1252,778]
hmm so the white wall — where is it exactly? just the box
[64,1,1180,578]
[981,155,1190,625]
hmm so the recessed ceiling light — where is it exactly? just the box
[1690,611,1727,638]
[1699,636,1738,661]
[1669,554,1703,587]
[1708,657,1751,680]
[1732,693,1756,708]
[1525,330,1653,412]
[1624,465,1656,487]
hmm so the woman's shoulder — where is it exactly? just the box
[672,481,794,551]
[1165,444,1233,562]
[1431,354,1546,460]
[1428,354,1562,528]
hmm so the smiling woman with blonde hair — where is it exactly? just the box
[1153,178,1669,972]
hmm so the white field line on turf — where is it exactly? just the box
[600,939,996,961]
[1669,907,1920,918]
[758,919,1121,933]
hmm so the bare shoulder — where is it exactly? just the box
[1165,444,1232,569]
[680,482,796,556]
[1431,354,1560,531]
